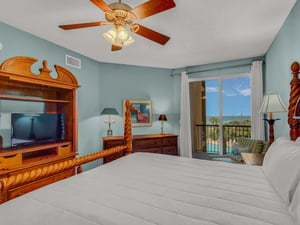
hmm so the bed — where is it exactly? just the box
[0,62,300,225]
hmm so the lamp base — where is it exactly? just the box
[107,129,113,136]
[263,118,280,144]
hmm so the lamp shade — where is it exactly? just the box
[259,93,287,113]
[158,114,167,121]
[101,108,119,115]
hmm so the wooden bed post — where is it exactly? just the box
[289,62,300,140]
[124,100,133,155]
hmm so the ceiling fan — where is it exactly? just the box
[59,0,176,51]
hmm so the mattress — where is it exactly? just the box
[0,153,295,225]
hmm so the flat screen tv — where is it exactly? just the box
[11,113,65,148]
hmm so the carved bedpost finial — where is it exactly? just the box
[291,61,300,73]
[289,61,300,140]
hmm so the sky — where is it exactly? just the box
[206,77,251,117]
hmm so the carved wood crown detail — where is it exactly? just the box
[0,56,80,89]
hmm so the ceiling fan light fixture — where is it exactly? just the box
[103,25,134,48]
[123,36,135,46]
[103,27,117,44]
[117,25,129,41]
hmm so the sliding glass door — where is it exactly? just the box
[190,74,251,155]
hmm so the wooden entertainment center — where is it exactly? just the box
[0,56,80,203]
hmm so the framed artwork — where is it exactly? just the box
[123,100,152,126]
[295,97,300,119]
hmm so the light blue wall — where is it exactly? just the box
[0,22,178,170]
[265,0,300,139]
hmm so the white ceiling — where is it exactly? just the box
[0,0,296,69]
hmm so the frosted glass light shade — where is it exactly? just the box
[123,36,135,46]
[103,27,117,44]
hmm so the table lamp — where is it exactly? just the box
[259,93,287,144]
[158,114,167,134]
[101,108,119,136]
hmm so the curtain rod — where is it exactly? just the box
[170,63,252,77]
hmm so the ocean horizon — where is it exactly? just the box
[206,115,251,124]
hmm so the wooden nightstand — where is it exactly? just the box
[241,153,264,166]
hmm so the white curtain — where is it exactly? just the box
[250,61,265,139]
[180,72,192,157]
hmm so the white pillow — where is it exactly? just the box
[263,137,300,205]
[289,181,300,224]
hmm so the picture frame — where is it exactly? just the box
[123,100,152,127]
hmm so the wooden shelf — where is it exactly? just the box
[0,94,70,103]
[0,142,72,157]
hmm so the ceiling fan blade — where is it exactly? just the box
[112,44,122,51]
[90,0,112,12]
[59,21,111,30]
[130,0,176,20]
[130,24,170,45]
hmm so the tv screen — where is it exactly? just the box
[11,113,65,148]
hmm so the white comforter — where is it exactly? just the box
[0,153,295,225]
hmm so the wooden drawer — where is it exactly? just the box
[133,147,162,154]
[133,138,161,149]
[163,137,178,146]
[103,150,125,164]
[163,146,177,155]
[0,154,22,169]
[57,144,72,156]
[8,169,75,200]
[104,140,124,149]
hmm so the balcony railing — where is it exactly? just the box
[194,124,251,154]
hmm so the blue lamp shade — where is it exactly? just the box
[100,108,119,115]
